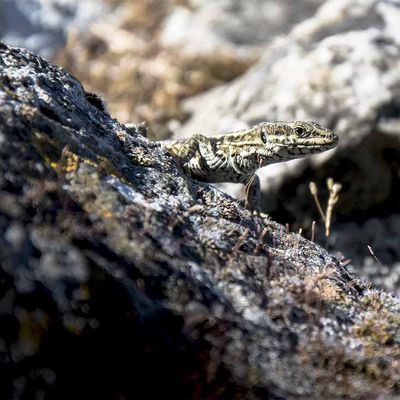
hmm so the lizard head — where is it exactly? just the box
[257,120,339,163]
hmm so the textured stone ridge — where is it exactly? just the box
[1,42,400,399]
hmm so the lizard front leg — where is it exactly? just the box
[244,174,261,212]
[167,134,216,178]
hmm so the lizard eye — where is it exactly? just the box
[295,126,307,137]
[261,132,268,144]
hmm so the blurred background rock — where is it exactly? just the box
[2,0,400,293]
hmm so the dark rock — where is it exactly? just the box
[1,42,400,399]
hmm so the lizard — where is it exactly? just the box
[130,120,339,211]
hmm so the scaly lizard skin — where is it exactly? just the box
[159,121,338,210]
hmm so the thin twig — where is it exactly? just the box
[367,245,382,266]
[309,182,326,222]
[325,178,342,237]
[311,220,316,242]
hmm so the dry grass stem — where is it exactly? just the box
[232,228,251,254]
[325,178,342,237]
[309,179,342,237]
[367,245,382,266]
[311,220,316,242]
[309,181,326,222]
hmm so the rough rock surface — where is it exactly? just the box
[2,42,400,399]
[161,0,325,59]
[175,0,400,291]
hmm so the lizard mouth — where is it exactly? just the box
[298,134,339,149]
[271,138,338,157]
[299,142,337,149]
